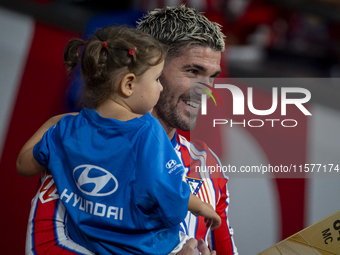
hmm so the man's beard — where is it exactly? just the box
[154,82,198,132]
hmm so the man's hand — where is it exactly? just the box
[198,239,216,255]
[177,238,216,255]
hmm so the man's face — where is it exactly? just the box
[152,46,221,134]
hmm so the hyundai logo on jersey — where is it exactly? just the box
[73,165,118,196]
[166,159,177,169]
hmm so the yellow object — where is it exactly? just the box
[258,210,340,255]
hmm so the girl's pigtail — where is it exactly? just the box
[63,39,86,75]
[82,40,108,86]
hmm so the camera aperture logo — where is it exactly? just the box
[197,82,223,108]
[198,83,312,128]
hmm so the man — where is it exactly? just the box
[25,6,237,255]
[137,6,237,254]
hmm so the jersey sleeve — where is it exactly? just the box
[135,119,191,229]
[33,125,56,167]
[33,114,74,169]
[212,178,236,254]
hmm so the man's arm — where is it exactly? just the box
[16,113,78,177]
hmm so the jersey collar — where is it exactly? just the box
[170,130,179,149]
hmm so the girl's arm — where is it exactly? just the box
[16,113,78,177]
[188,193,221,230]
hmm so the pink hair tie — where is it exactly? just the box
[103,41,107,48]
[129,46,137,55]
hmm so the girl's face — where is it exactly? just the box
[129,60,164,115]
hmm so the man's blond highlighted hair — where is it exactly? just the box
[137,5,225,59]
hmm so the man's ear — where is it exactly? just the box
[119,73,136,97]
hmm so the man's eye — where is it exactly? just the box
[156,78,160,82]
[188,69,198,75]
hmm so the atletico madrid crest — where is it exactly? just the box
[185,177,204,196]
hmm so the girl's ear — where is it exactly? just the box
[119,73,136,97]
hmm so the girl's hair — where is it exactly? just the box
[64,25,167,108]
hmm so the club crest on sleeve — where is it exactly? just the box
[185,177,203,195]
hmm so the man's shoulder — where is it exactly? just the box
[177,134,216,156]
[176,134,229,190]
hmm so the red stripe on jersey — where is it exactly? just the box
[201,180,211,205]
[213,226,235,255]
[213,185,235,255]
[195,217,209,242]
[32,199,62,254]
[30,173,84,254]
[31,178,62,254]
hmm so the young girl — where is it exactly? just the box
[17,25,220,255]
